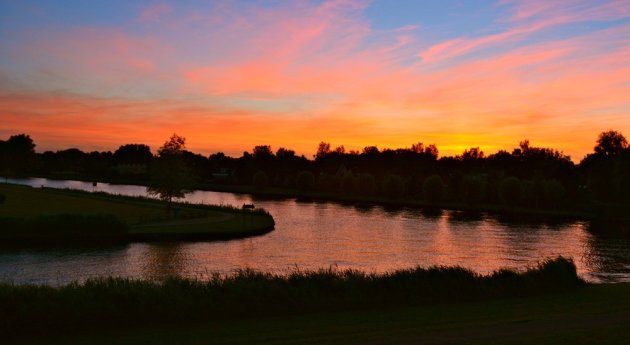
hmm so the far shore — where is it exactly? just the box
[14,174,630,225]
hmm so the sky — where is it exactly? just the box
[0,0,629,160]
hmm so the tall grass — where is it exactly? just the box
[0,257,583,338]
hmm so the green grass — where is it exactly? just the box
[0,183,274,243]
[0,257,586,341]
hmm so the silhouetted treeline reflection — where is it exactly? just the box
[1,130,629,219]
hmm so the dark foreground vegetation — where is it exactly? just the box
[0,184,274,245]
[1,257,584,341]
[2,130,629,221]
[19,282,629,345]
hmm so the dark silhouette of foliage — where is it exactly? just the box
[383,174,405,199]
[461,147,484,160]
[147,134,193,205]
[296,171,315,191]
[462,175,486,204]
[6,129,630,213]
[0,134,36,175]
[543,179,566,207]
[356,173,376,196]
[315,142,331,160]
[252,171,269,189]
[499,177,523,207]
[594,130,627,157]
[422,175,445,202]
[113,144,152,165]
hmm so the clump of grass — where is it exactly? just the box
[0,257,583,338]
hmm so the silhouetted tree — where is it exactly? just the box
[0,134,36,175]
[423,175,445,202]
[383,174,404,199]
[296,171,315,191]
[253,145,274,160]
[253,171,269,189]
[356,173,376,196]
[362,146,379,155]
[461,147,484,160]
[147,134,193,206]
[315,142,331,160]
[544,179,566,207]
[594,130,627,156]
[499,176,523,207]
[462,175,486,204]
[340,170,356,195]
[113,144,152,165]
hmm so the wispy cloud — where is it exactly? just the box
[0,0,629,159]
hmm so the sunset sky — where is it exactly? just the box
[1,0,629,160]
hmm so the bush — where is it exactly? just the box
[544,179,566,206]
[499,176,523,207]
[356,173,376,196]
[383,175,405,199]
[422,175,445,202]
[340,172,356,195]
[252,171,269,190]
[296,171,315,191]
[0,193,5,204]
[462,175,486,204]
[317,174,341,192]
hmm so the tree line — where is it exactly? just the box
[1,130,628,209]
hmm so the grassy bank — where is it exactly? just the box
[21,282,629,345]
[0,257,584,340]
[0,183,274,244]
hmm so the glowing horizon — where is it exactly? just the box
[1,0,629,160]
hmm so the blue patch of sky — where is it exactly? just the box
[365,0,507,42]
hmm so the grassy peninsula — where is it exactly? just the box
[0,183,274,244]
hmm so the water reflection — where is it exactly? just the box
[2,178,630,284]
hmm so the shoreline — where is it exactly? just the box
[0,184,275,246]
[14,174,609,222]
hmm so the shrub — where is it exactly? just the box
[340,172,356,195]
[544,179,566,206]
[356,173,376,196]
[499,176,522,207]
[462,175,485,203]
[383,175,405,199]
[422,175,445,202]
[296,171,315,191]
[0,193,5,204]
[252,171,269,190]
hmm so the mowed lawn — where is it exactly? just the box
[16,283,630,345]
[0,183,273,235]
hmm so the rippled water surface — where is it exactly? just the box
[2,178,630,285]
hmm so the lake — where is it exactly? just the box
[1,178,630,285]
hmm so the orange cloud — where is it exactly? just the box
[0,1,628,161]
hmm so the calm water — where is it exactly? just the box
[2,178,630,285]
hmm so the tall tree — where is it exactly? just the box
[147,134,193,206]
[594,130,627,156]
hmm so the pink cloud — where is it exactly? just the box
[139,3,172,22]
[420,0,630,63]
[1,1,629,160]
